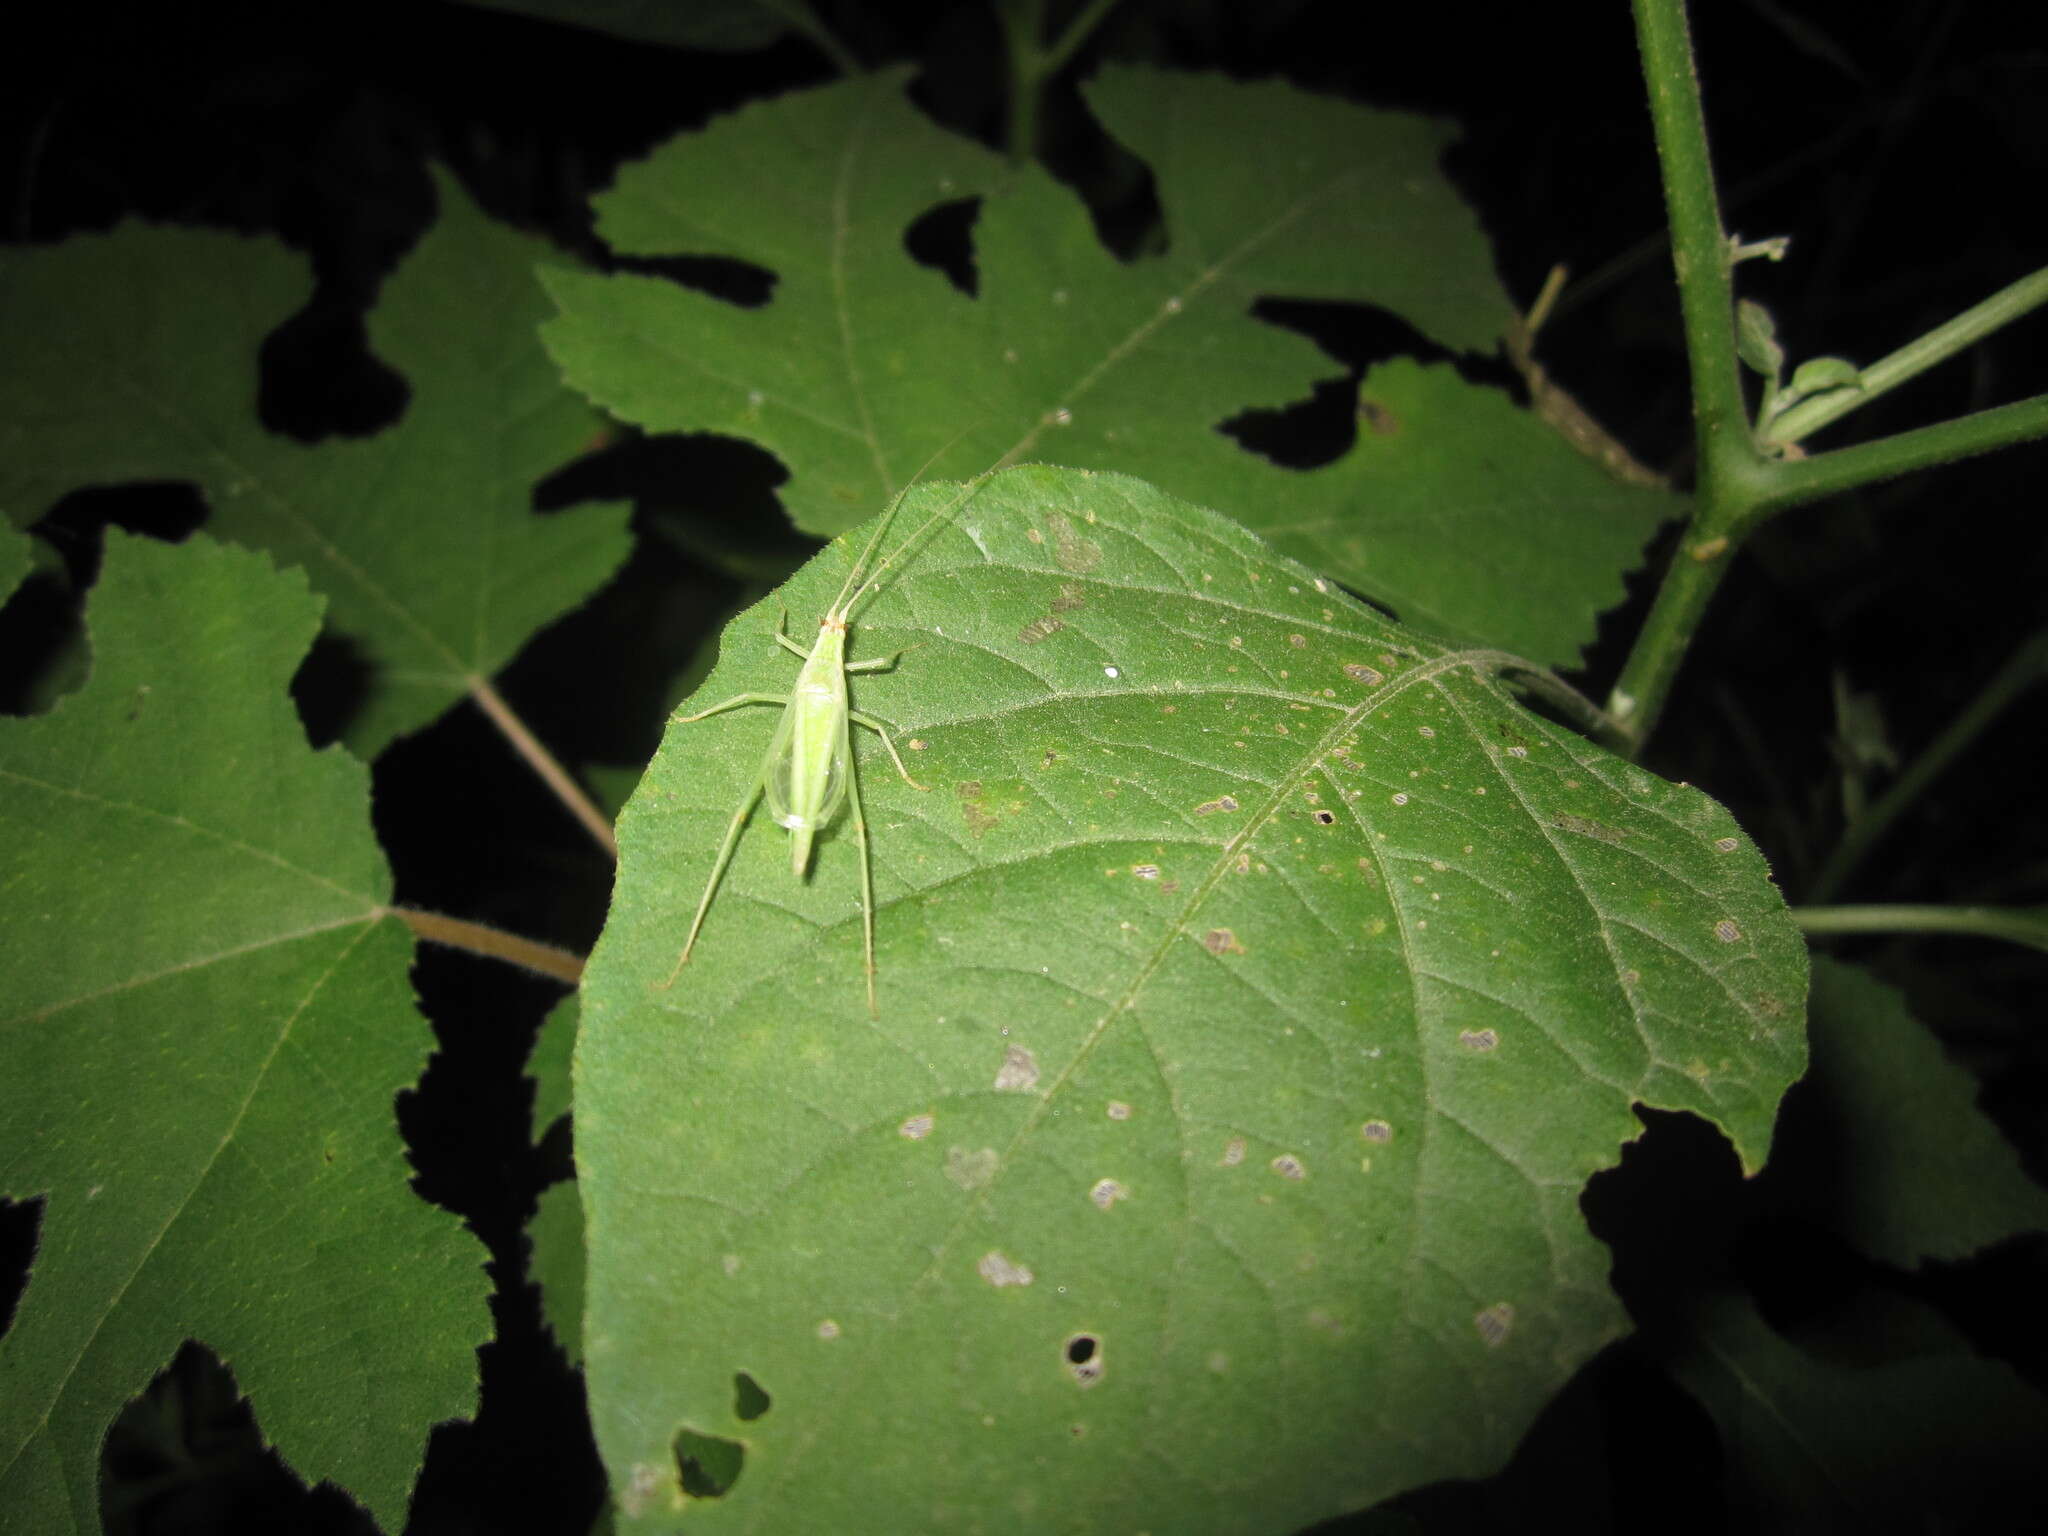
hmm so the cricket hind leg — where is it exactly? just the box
[660,777,766,990]
[843,729,880,1018]
[673,691,790,724]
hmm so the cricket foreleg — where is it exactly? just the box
[849,710,928,791]
[773,611,809,660]
[660,776,766,990]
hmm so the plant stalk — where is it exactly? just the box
[470,675,619,861]
[391,906,586,984]
[1795,904,2048,954]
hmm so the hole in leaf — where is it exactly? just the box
[1064,1331,1105,1388]
[1255,298,1450,375]
[612,252,775,308]
[259,301,409,440]
[1219,375,1359,471]
[35,483,210,585]
[0,1196,42,1338]
[903,197,981,297]
[0,566,81,718]
[100,1340,372,1535]
[673,1427,746,1499]
[291,629,375,749]
[733,1371,771,1422]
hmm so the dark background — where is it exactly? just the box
[3,2,2045,1531]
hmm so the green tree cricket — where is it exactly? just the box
[659,463,996,1015]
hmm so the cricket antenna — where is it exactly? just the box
[844,434,1040,621]
[827,425,989,619]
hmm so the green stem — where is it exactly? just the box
[1766,265,2048,447]
[1605,529,1737,740]
[1613,0,2048,752]
[1808,628,2048,902]
[1610,0,1751,748]
[1040,0,1125,73]
[1795,904,2048,954]
[1755,392,2048,514]
[1632,0,1747,459]
[996,0,1044,164]
[997,0,1124,163]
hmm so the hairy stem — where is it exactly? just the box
[391,906,586,985]
[1613,0,2048,752]
[469,675,619,861]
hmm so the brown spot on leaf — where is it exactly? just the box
[1474,1302,1515,1347]
[1047,511,1102,574]
[1359,399,1400,435]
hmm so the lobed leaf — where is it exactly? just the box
[0,167,631,757]
[0,531,488,1531]
[541,66,1678,668]
[573,466,1804,1531]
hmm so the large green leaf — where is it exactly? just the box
[541,67,1677,667]
[0,531,488,1531]
[575,466,1804,1531]
[0,167,631,756]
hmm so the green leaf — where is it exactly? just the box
[541,67,1672,667]
[0,167,631,757]
[530,1181,587,1368]
[0,531,487,1531]
[1300,358,1687,656]
[529,995,580,1145]
[1801,957,2048,1266]
[1735,298,1784,380]
[575,466,1806,1530]
[1783,354,1862,400]
[1671,1293,2048,1532]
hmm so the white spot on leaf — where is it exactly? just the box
[946,1146,999,1189]
[994,1045,1040,1092]
[978,1251,1034,1288]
